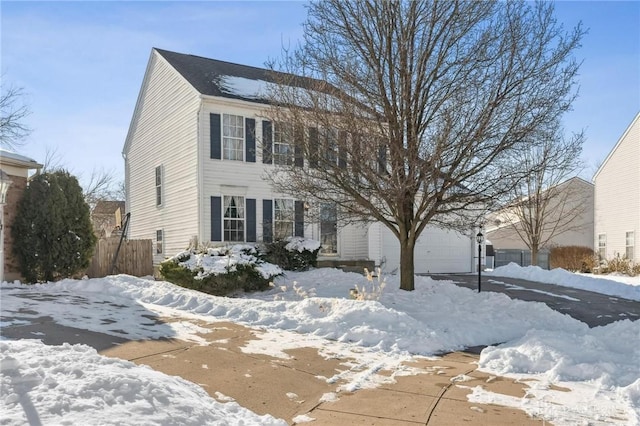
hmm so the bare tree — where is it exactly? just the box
[265,0,584,290]
[0,84,31,150]
[40,145,121,210]
[82,167,121,211]
[491,125,588,265]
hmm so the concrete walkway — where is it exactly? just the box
[97,319,546,425]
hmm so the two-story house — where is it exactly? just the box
[123,48,477,274]
[593,112,640,263]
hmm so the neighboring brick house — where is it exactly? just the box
[0,149,43,282]
[123,48,477,273]
[593,112,640,263]
[91,200,126,238]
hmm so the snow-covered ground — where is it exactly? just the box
[1,265,639,425]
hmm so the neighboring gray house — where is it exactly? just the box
[123,48,477,273]
[486,176,594,253]
[593,112,640,263]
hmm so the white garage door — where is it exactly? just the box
[375,224,473,274]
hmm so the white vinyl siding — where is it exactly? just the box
[594,113,640,263]
[123,51,200,264]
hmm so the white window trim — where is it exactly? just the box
[223,195,245,242]
[222,113,244,161]
[155,165,163,207]
[273,122,294,166]
[156,229,164,254]
[598,233,606,260]
[625,231,635,260]
[274,198,295,241]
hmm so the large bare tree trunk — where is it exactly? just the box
[399,237,416,291]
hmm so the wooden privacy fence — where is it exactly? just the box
[86,238,153,278]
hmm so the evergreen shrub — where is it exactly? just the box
[12,170,97,283]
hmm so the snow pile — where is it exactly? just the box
[169,244,282,280]
[2,265,639,424]
[0,340,286,426]
[490,263,640,301]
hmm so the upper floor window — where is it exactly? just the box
[155,165,163,206]
[274,198,295,240]
[626,231,635,260]
[223,114,244,161]
[598,234,606,260]
[321,128,338,165]
[224,195,245,241]
[273,123,294,165]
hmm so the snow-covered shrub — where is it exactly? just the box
[263,237,321,271]
[159,245,283,296]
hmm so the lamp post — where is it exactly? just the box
[0,170,13,283]
[476,231,483,293]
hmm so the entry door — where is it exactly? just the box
[320,203,337,255]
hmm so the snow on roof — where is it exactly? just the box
[0,148,42,169]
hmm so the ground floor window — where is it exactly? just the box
[598,233,606,260]
[274,198,294,240]
[320,203,337,255]
[224,195,245,241]
[156,229,163,254]
[626,231,635,260]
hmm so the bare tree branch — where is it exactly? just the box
[0,83,31,150]
[264,0,584,290]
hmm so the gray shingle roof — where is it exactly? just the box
[154,48,319,104]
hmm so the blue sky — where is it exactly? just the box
[2,1,639,187]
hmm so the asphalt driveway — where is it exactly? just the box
[427,273,640,327]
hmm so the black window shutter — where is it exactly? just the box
[262,121,272,164]
[246,118,256,162]
[308,127,318,168]
[211,196,222,241]
[294,201,304,237]
[294,125,304,167]
[246,198,256,242]
[210,114,221,160]
[262,199,273,243]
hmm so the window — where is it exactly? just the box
[626,231,635,260]
[321,128,338,165]
[320,203,338,255]
[223,114,244,161]
[273,122,294,165]
[223,195,245,241]
[156,229,163,254]
[598,234,606,260]
[155,165,163,206]
[274,199,294,240]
